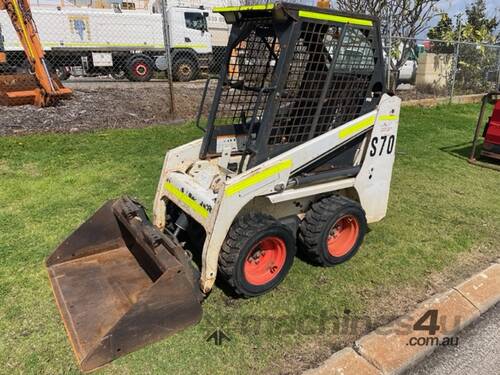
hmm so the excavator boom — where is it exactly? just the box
[0,0,71,106]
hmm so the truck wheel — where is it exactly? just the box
[173,58,198,82]
[218,213,296,297]
[126,56,154,82]
[300,196,367,266]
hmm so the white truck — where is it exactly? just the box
[0,1,232,81]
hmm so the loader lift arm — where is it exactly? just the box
[0,0,71,106]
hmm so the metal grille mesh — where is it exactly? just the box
[269,22,339,145]
[214,20,279,128]
[268,23,376,145]
[313,27,376,136]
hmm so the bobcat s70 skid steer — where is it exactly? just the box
[46,2,401,371]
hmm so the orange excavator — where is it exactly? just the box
[0,0,71,106]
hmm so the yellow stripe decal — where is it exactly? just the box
[298,10,373,27]
[3,41,164,48]
[172,44,208,49]
[226,159,293,197]
[339,115,376,139]
[164,181,209,218]
[44,42,165,48]
[379,114,399,121]
[6,41,205,49]
[213,4,275,13]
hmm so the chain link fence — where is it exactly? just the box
[0,0,241,83]
[0,0,498,117]
[384,36,500,102]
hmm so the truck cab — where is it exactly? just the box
[161,5,212,81]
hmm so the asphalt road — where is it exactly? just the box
[407,303,500,375]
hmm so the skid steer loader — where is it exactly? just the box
[46,2,401,371]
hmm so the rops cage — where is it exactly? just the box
[199,2,385,172]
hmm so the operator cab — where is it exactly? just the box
[198,2,385,171]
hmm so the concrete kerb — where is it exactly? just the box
[304,259,500,375]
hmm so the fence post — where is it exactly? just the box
[449,15,462,104]
[160,0,176,115]
[386,4,393,89]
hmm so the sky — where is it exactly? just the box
[440,0,498,19]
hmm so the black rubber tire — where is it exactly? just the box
[173,58,198,82]
[300,195,367,266]
[125,56,154,82]
[218,213,296,297]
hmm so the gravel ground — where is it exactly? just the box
[406,303,500,375]
[0,83,213,136]
[0,79,448,136]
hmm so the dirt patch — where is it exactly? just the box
[0,83,214,136]
[0,79,481,137]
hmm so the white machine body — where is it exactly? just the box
[153,94,401,292]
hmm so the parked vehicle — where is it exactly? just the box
[397,46,423,84]
[0,2,230,81]
[383,43,423,85]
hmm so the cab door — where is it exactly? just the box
[177,9,211,54]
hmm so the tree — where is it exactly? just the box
[336,0,439,91]
[426,0,498,93]
[465,0,498,34]
[428,0,498,43]
[427,14,454,53]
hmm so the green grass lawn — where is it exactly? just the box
[0,104,499,374]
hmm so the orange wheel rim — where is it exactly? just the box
[326,215,359,257]
[243,236,286,286]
